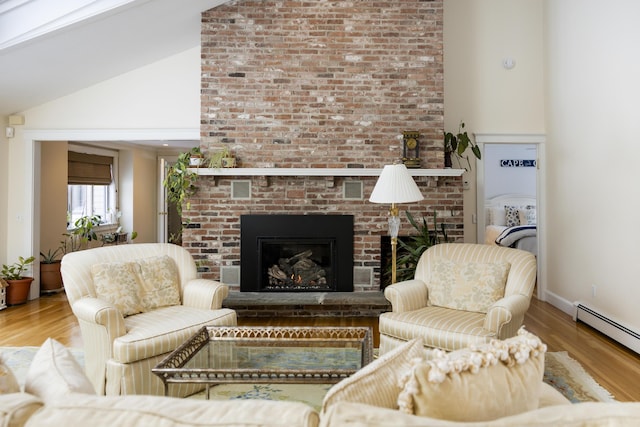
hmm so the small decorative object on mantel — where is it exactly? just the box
[208,146,237,168]
[188,146,206,167]
[402,131,421,168]
[443,121,481,170]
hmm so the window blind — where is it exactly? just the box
[68,151,113,185]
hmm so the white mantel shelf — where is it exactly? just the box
[192,168,465,177]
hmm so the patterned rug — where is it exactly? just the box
[1,347,615,411]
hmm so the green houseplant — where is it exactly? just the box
[207,146,236,168]
[2,255,36,305]
[444,121,482,170]
[383,211,448,286]
[163,147,200,216]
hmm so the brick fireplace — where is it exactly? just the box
[182,0,463,292]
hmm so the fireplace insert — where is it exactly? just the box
[240,215,354,292]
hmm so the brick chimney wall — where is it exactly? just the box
[188,0,463,292]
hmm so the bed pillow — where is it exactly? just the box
[428,258,511,313]
[518,207,537,225]
[505,205,521,227]
[397,328,546,422]
[488,207,507,226]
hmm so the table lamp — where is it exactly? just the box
[369,163,424,284]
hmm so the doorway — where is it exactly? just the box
[474,134,546,300]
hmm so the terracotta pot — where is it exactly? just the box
[40,262,63,292]
[6,277,34,305]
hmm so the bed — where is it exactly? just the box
[484,194,537,256]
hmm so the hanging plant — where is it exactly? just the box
[163,147,200,216]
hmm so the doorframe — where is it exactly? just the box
[474,133,546,301]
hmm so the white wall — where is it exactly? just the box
[0,118,8,267]
[444,0,544,242]
[545,0,640,332]
[484,144,537,199]
[3,47,201,295]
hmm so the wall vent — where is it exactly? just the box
[574,303,640,355]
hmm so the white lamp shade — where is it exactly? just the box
[369,163,424,204]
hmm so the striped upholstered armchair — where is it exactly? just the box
[61,243,237,396]
[379,243,537,355]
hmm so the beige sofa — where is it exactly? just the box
[3,387,640,427]
[2,334,640,426]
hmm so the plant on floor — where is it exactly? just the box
[444,121,481,170]
[40,246,63,264]
[383,211,449,285]
[1,255,36,280]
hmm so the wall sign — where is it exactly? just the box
[500,159,536,167]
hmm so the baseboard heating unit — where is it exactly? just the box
[574,303,640,355]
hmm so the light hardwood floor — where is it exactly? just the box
[1,292,639,401]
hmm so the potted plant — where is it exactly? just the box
[383,211,448,286]
[100,226,138,245]
[163,147,200,216]
[2,255,36,305]
[208,146,236,168]
[188,146,206,167]
[443,121,482,170]
[40,246,64,293]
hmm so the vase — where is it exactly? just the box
[40,262,63,293]
[6,277,34,305]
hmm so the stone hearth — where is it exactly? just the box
[222,291,390,318]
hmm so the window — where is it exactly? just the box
[67,184,115,226]
[67,146,118,228]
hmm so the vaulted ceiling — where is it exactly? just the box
[0,0,230,117]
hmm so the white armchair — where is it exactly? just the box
[379,243,537,354]
[61,243,237,396]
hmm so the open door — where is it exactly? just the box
[157,156,182,244]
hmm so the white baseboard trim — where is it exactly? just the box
[542,290,575,317]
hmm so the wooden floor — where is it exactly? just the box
[1,292,639,401]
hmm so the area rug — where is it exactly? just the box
[1,347,615,411]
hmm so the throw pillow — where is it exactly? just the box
[397,328,546,422]
[321,338,426,414]
[505,205,520,227]
[24,338,95,400]
[91,261,144,316]
[488,207,507,226]
[137,255,181,310]
[0,356,20,394]
[518,207,536,225]
[428,258,511,313]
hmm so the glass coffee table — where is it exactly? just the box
[152,325,373,397]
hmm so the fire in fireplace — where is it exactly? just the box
[240,215,354,292]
